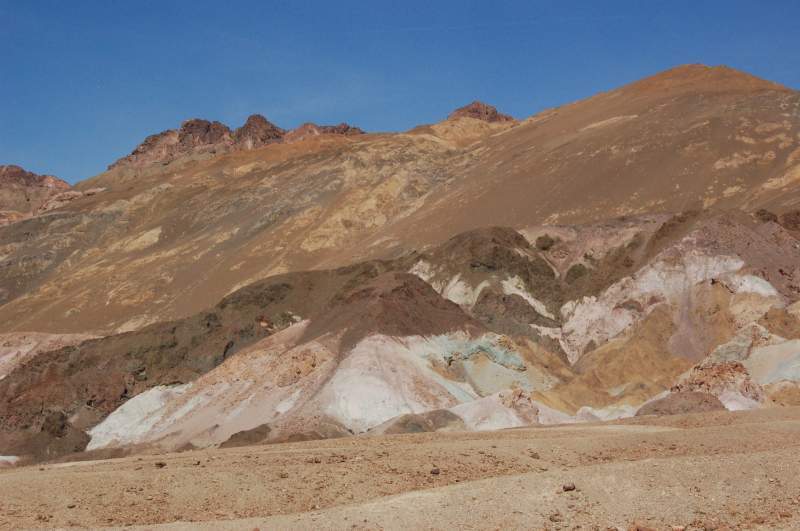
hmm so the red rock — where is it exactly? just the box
[233,114,284,149]
[0,165,70,221]
[447,101,514,123]
[0,165,69,191]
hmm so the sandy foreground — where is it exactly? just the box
[2,407,800,530]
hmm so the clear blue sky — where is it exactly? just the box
[2,0,799,184]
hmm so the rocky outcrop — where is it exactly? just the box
[109,118,234,169]
[447,101,515,123]
[0,165,69,191]
[0,165,70,224]
[38,186,105,213]
[233,114,285,149]
[318,123,365,135]
[673,362,765,405]
[282,122,364,143]
[110,115,364,168]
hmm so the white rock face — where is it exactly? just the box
[501,276,555,319]
[83,326,558,451]
[575,404,639,421]
[441,275,489,307]
[449,392,532,431]
[87,384,191,450]
[319,332,545,432]
[408,260,436,284]
[559,251,745,364]
[319,335,458,433]
[744,340,800,385]
[717,390,761,411]
[722,274,780,297]
[409,261,489,307]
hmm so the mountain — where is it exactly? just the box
[0,65,797,336]
[1,64,799,463]
[0,165,70,225]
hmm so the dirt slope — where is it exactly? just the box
[380,64,800,246]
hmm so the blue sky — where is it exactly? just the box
[1,1,799,184]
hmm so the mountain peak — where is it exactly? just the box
[0,164,71,224]
[233,114,285,149]
[0,164,69,190]
[448,101,515,123]
[624,63,790,95]
[111,114,364,168]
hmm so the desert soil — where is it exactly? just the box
[2,407,800,530]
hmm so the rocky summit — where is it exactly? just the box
[0,165,70,225]
[447,100,516,122]
[109,114,363,169]
[1,62,800,528]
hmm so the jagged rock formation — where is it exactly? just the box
[448,101,515,122]
[109,114,364,169]
[233,114,285,149]
[0,165,70,224]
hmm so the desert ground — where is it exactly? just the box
[2,407,799,530]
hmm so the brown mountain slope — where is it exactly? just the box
[379,64,800,245]
[0,64,798,334]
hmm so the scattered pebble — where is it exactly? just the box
[430,467,441,475]
[562,482,576,492]
[154,461,167,468]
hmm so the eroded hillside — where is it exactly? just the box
[1,64,799,465]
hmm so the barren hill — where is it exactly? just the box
[1,64,800,469]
